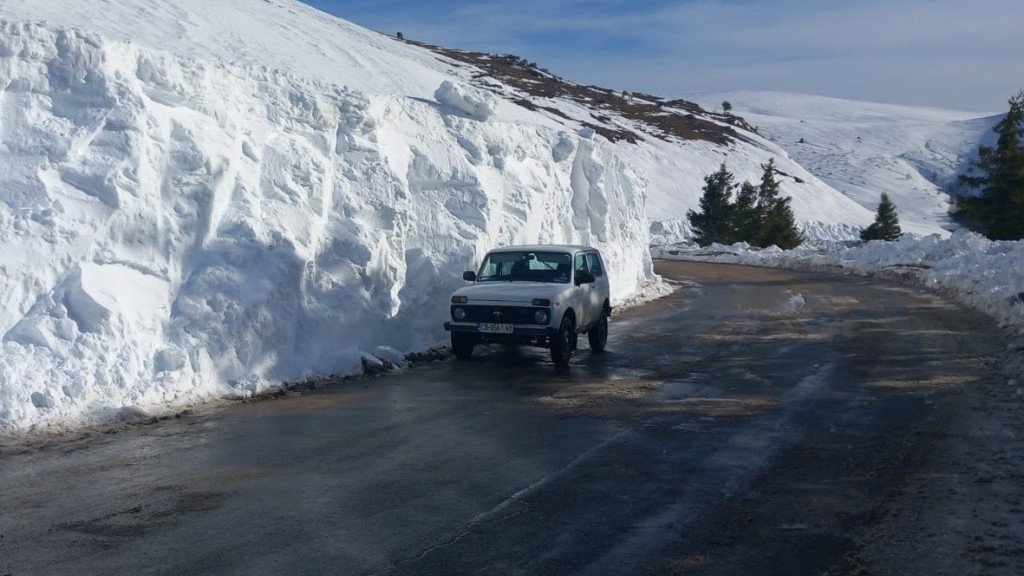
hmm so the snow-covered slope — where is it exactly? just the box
[0,0,452,98]
[412,48,880,244]
[687,91,1000,237]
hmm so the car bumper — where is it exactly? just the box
[444,322,556,337]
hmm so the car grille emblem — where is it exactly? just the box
[493,311,503,319]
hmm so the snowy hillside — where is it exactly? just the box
[687,91,1000,237]
[0,0,910,432]
[408,46,879,244]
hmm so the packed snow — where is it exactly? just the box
[434,81,497,121]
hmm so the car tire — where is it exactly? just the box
[550,316,575,367]
[451,332,475,360]
[587,313,608,353]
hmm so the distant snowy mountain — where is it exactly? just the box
[0,0,983,432]
[686,91,1000,237]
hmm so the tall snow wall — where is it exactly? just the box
[0,22,654,432]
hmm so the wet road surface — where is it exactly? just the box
[2,261,1022,575]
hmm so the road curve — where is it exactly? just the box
[2,261,1022,575]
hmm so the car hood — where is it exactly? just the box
[453,282,572,304]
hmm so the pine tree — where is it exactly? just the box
[687,164,737,246]
[733,181,761,243]
[957,90,1024,240]
[860,193,903,242]
[755,159,802,248]
[722,100,733,114]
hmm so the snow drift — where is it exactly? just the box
[0,20,652,432]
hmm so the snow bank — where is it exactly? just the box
[654,231,1024,332]
[0,21,655,433]
[434,81,497,121]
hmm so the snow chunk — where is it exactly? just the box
[552,131,575,163]
[434,80,497,121]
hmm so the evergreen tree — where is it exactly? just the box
[761,200,802,249]
[756,158,781,208]
[755,159,802,248]
[957,90,1024,240]
[722,100,733,114]
[732,181,761,242]
[687,164,737,246]
[860,193,903,242]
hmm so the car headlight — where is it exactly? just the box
[534,309,550,324]
[453,307,467,321]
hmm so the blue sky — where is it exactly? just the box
[305,0,1023,112]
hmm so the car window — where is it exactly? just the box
[477,251,572,283]
[574,254,589,274]
[586,252,604,277]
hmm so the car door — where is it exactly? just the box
[585,251,606,320]
[573,252,592,329]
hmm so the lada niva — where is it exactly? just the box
[444,245,611,367]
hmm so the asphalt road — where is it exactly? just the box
[2,261,1023,576]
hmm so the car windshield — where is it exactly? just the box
[476,251,572,283]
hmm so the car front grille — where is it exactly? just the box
[453,305,544,325]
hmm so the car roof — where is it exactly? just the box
[486,244,597,254]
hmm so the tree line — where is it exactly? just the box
[686,159,803,248]
[688,158,906,247]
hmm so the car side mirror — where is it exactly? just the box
[575,271,595,285]
[463,271,477,282]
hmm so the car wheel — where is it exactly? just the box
[550,316,575,367]
[451,332,475,360]
[587,313,608,353]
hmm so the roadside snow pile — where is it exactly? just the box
[434,81,497,121]
[654,231,1024,331]
[0,21,655,433]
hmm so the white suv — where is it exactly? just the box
[444,245,611,367]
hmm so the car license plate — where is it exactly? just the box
[478,323,514,334]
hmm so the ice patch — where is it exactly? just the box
[787,292,806,313]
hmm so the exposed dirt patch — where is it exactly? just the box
[406,40,755,146]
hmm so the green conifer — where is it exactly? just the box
[688,164,737,246]
[860,193,903,242]
[755,159,802,249]
[733,181,761,243]
[957,90,1024,240]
